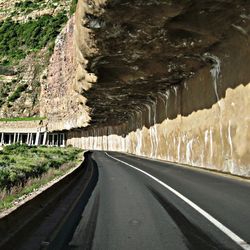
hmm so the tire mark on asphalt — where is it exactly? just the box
[148,186,234,250]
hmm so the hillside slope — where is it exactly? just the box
[0,0,75,119]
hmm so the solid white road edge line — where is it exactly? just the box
[105,152,250,250]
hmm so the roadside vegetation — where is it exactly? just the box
[7,84,28,103]
[0,144,83,211]
[13,0,70,15]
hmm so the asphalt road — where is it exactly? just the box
[69,151,250,250]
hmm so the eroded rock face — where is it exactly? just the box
[84,0,250,127]
[66,0,250,176]
[40,0,106,131]
[40,16,90,131]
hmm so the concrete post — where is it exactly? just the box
[26,133,30,145]
[1,132,4,145]
[8,134,11,145]
[13,133,17,144]
[30,133,33,145]
[35,132,40,146]
[17,133,20,144]
[52,134,55,146]
[62,134,66,147]
[20,134,23,144]
[43,132,47,146]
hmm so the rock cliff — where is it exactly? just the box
[0,0,73,119]
[40,0,106,131]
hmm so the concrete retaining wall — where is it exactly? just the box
[67,82,250,177]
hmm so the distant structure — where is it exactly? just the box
[0,121,65,147]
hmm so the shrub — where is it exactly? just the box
[2,155,10,161]
[0,12,68,63]
[7,84,28,102]
[4,143,29,154]
[70,0,78,16]
[0,161,8,168]
[0,145,82,192]
[0,99,4,107]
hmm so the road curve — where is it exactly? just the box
[69,151,250,250]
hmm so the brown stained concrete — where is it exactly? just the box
[0,121,46,133]
[67,82,250,177]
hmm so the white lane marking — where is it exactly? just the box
[105,153,250,250]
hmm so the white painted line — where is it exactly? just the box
[105,152,250,250]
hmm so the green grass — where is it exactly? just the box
[0,117,46,122]
[0,144,83,211]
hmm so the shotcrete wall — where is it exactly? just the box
[66,0,250,177]
[67,80,250,177]
[35,0,248,177]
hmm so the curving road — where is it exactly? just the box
[68,151,250,250]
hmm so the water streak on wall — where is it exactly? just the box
[67,82,250,177]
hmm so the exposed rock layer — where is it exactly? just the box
[40,0,106,131]
[84,0,250,127]
[39,16,89,131]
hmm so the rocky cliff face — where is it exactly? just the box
[40,0,106,131]
[0,0,73,119]
[39,15,87,131]
[66,0,250,177]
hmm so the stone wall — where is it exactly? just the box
[36,0,250,177]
